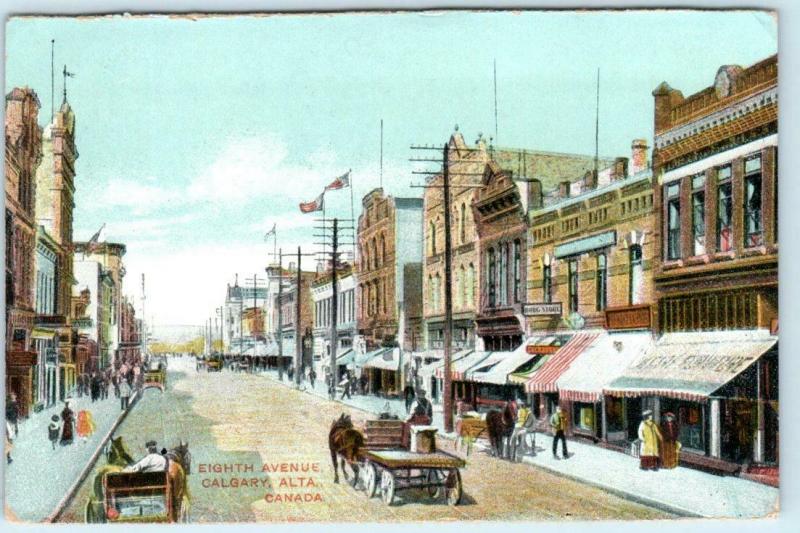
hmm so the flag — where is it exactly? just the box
[264,223,276,240]
[325,170,351,191]
[299,192,325,213]
[85,223,105,253]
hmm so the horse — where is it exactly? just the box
[485,401,518,459]
[328,414,364,485]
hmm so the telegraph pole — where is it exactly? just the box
[295,247,302,387]
[276,249,284,380]
[329,218,339,400]
[441,144,455,434]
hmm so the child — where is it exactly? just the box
[76,410,96,443]
[48,415,61,450]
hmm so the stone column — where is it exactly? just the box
[710,399,721,458]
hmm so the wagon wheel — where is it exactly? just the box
[363,461,377,498]
[425,469,442,499]
[380,469,395,505]
[444,469,462,506]
[178,494,190,523]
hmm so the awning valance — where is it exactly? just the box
[437,350,492,380]
[556,331,654,403]
[471,336,564,385]
[526,332,601,393]
[363,348,402,371]
[605,330,777,403]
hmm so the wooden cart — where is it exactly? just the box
[88,470,189,523]
[456,416,488,456]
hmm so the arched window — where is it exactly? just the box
[460,203,467,244]
[629,245,643,305]
[380,234,386,265]
[371,238,378,269]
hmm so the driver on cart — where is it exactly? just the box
[401,389,434,448]
[124,440,167,473]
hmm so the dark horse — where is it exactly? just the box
[328,414,364,485]
[485,401,518,459]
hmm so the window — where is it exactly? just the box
[371,238,378,268]
[499,243,508,306]
[666,183,681,260]
[488,248,497,308]
[744,156,763,247]
[430,221,437,255]
[717,165,733,252]
[459,265,466,310]
[573,402,596,432]
[513,239,521,303]
[692,174,706,256]
[543,264,552,303]
[568,259,579,313]
[467,263,475,307]
[380,234,387,264]
[629,245,643,305]
[460,203,467,244]
[596,253,607,311]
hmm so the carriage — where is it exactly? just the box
[336,418,465,506]
[143,359,167,391]
[205,354,223,372]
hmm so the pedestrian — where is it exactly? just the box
[48,415,61,450]
[549,405,569,460]
[287,366,295,382]
[340,372,352,400]
[5,420,13,464]
[120,379,132,410]
[359,374,368,395]
[112,372,120,398]
[659,411,681,469]
[60,400,75,445]
[403,384,416,413]
[75,374,83,398]
[349,373,358,396]
[76,409,96,443]
[90,373,99,402]
[6,393,20,436]
[309,368,317,389]
[638,409,663,471]
[102,372,110,400]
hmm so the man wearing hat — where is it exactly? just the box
[411,389,433,420]
[637,409,663,471]
[125,440,167,473]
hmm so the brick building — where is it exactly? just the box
[607,55,778,476]
[279,269,316,373]
[117,296,141,366]
[5,87,43,417]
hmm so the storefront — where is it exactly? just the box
[362,348,404,397]
[555,331,654,442]
[438,350,493,410]
[525,331,601,429]
[31,327,59,411]
[605,329,778,469]
[418,349,473,403]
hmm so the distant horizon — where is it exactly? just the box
[6,11,777,325]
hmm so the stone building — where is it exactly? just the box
[356,189,423,351]
[222,277,267,354]
[117,296,141,365]
[5,87,43,417]
[32,226,61,408]
[607,55,778,477]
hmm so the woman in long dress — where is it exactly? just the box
[660,412,681,469]
[60,401,75,445]
[638,409,662,470]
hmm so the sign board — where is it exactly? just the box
[523,302,562,316]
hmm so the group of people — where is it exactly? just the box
[638,410,681,471]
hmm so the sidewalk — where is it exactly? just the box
[5,389,139,522]
[256,368,779,519]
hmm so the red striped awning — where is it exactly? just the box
[603,388,709,403]
[525,332,600,394]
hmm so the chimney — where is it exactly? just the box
[583,170,597,191]
[559,181,571,199]
[652,82,684,135]
[613,157,629,180]
[630,139,649,176]
[527,179,543,209]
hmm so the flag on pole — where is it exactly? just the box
[85,223,106,253]
[264,223,276,240]
[325,170,351,191]
[299,192,325,213]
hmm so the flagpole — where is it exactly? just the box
[349,169,355,262]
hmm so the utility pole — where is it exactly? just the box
[330,218,339,400]
[441,144,455,434]
[141,274,147,360]
[295,247,302,387]
[276,249,284,380]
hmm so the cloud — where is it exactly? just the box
[97,178,182,215]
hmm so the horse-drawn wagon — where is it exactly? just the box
[330,415,465,506]
[143,359,167,391]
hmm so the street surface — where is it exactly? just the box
[57,357,669,522]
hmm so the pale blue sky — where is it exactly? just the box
[5,11,777,325]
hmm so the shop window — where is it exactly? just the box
[717,165,733,252]
[692,174,706,255]
[662,399,705,453]
[744,156,763,247]
[606,396,625,433]
[596,253,607,311]
[666,183,681,260]
[573,402,595,432]
[568,259,579,313]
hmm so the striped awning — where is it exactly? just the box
[525,332,601,393]
[435,350,489,380]
[420,349,472,381]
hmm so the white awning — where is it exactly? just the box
[557,331,654,402]
[437,350,493,380]
[363,348,402,371]
[470,336,565,385]
[419,349,472,381]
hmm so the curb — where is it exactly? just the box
[518,456,705,518]
[44,389,142,523]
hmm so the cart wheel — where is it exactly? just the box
[380,470,395,505]
[363,462,377,498]
[179,495,190,523]
[426,469,442,499]
[445,469,462,506]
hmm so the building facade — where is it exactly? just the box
[356,189,424,351]
[279,270,316,372]
[223,278,267,354]
[5,87,43,417]
[32,226,61,408]
[640,55,778,470]
[311,265,357,369]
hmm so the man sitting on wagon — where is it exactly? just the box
[401,389,434,448]
[124,440,167,473]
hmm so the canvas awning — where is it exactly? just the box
[355,347,391,368]
[419,349,472,381]
[470,336,564,385]
[437,350,493,380]
[335,349,355,366]
[605,330,777,403]
[556,331,654,403]
[31,328,58,340]
[464,352,508,382]
[526,332,601,393]
[363,348,402,371]
[509,355,550,384]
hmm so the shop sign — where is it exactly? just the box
[523,302,562,316]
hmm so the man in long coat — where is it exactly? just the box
[60,400,75,445]
[638,409,663,470]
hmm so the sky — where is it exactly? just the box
[5,10,777,327]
